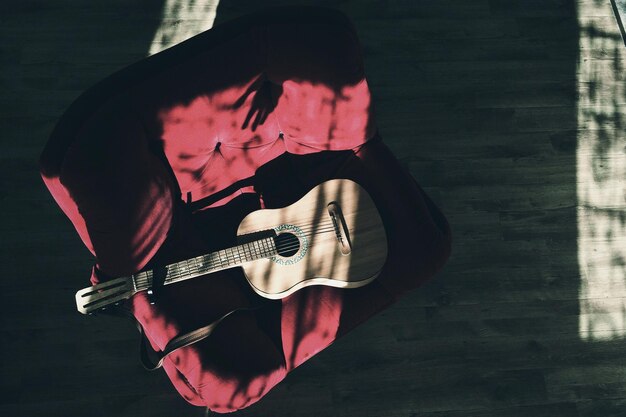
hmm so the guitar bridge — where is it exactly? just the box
[327,202,352,255]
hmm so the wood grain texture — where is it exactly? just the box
[1,0,625,416]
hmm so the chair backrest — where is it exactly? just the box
[39,7,376,278]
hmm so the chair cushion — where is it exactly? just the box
[40,6,451,413]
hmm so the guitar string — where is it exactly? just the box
[94,234,346,310]
[132,233,339,288]
[92,208,359,306]
[175,225,338,269]
[241,219,342,236]
[242,219,335,235]
[140,221,337,283]
[133,238,335,287]
[157,225,338,282]
[91,227,344,307]
[132,228,341,288]
[132,215,346,288]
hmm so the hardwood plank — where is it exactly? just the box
[2,0,625,416]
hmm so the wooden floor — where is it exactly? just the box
[2,0,625,416]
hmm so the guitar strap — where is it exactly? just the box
[96,301,260,371]
[138,307,258,371]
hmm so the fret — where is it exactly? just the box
[143,270,153,290]
[254,239,261,258]
[219,249,226,268]
[193,256,200,273]
[208,252,214,269]
[245,242,253,261]
[133,271,147,291]
[213,251,219,269]
[225,248,231,265]
[166,264,175,281]
[163,264,172,283]
[264,237,271,256]
[179,260,188,277]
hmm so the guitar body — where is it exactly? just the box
[237,179,388,299]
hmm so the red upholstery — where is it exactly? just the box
[40,7,451,413]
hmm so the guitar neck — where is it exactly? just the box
[132,236,277,291]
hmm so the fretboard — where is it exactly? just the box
[132,236,277,292]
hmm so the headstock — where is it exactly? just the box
[75,277,136,315]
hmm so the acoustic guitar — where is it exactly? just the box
[75,179,388,314]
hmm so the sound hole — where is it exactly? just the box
[274,233,300,257]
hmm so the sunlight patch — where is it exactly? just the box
[578,0,626,340]
[149,0,220,55]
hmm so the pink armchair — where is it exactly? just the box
[40,6,451,413]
